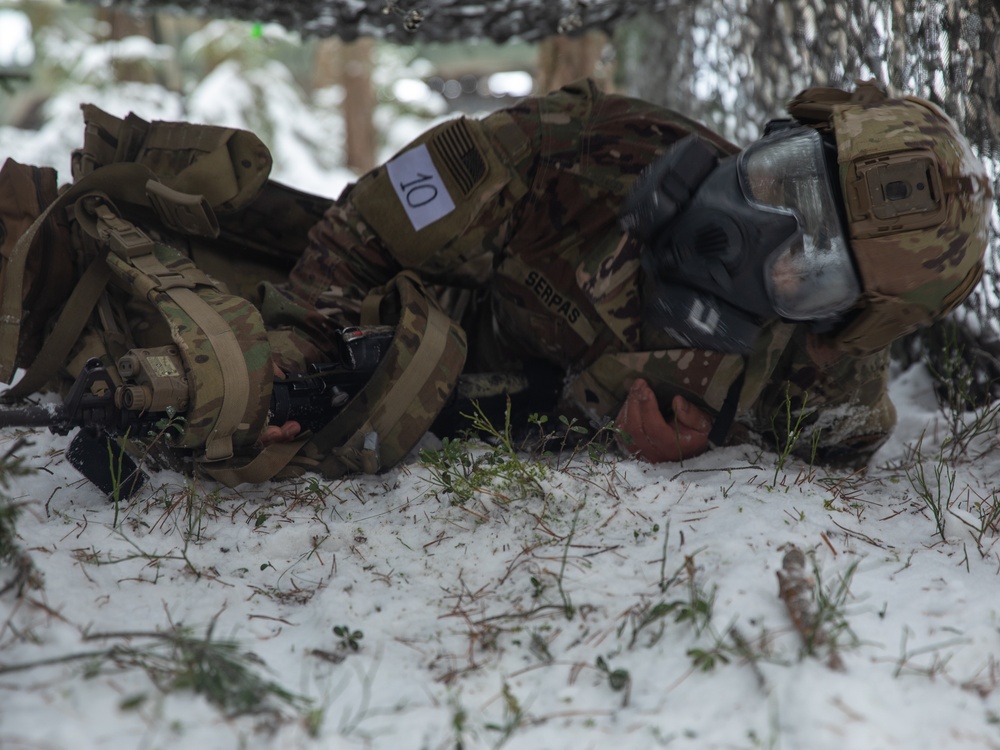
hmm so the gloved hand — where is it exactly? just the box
[258,363,302,446]
[258,420,302,446]
[614,378,713,462]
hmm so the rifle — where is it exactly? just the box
[0,327,560,500]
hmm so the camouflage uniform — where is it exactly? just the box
[261,79,897,464]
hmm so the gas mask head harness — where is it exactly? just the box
[620,122,862,355]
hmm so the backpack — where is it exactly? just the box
[0,104,467,491]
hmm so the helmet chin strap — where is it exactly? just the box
[708,357,748,448]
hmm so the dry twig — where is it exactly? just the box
[776,546,845,671]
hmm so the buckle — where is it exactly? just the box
[150,272,197,291]
[92,204,155,258]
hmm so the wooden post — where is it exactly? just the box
[313,37,376,174]
[535,31,613,94]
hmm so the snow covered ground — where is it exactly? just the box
[2,21,1000,750]
[2,351,1000,750]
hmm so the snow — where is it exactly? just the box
[2,31,1000,750]
[3,362,1000,749]
[0,9,34,68]
[487,71,534,98]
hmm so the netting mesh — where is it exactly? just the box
[623,0,1000,390]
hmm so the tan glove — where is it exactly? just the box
[614,378,713,463]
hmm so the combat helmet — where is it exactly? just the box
[787,81,993,354]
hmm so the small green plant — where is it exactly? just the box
[485,681,525,748]
[777,546,859,670]
[769,384,820,486]
[296,476,335,507]
[621,599,676,649]
[0,438,38,596]
[531,412,622,469]
[449,694,469,750]
[418,400,548,506]
[952,487,1000,554]
[334,624,364,652]
[903,434,958,542]
[418,435,480,505]
[595,655,631,704]
[303,706,325,738]
[529,575,546,599]
[891,625,965,679]
[622,550,721,655]
[160,628,305,715]
[684,618,774,680]
[148,479,226,546]
[674,576,717,637]
[1,620,308,717]
[555,505,583,619]
[811,558,860,657]
[687,641,733,672]
[419,397,629,516]
[107,433,130,526]
[925,321,1000,460]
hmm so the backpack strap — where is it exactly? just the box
[3,252,112,400]
[0,194,58,384]
[0,170,133,387]
[299,271,467,478]
[87,203,266,461]
[0,162,207,394]
[327,286,453,474]
[201,435,311,487]
[202,271,466,487]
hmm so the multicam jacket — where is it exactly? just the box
[260,79,896,465]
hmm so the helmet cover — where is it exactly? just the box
[788,83,993,353]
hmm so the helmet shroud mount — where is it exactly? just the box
[787,81,993,355]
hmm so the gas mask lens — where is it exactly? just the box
[739,128,861,321]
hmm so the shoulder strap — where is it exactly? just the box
[204,271,467,487]
[88,204,263,462]
[3,253,112,399]
[0,162,205,392]
[324,293,454,474]
[305,271,467,478]
[0,167,141,386]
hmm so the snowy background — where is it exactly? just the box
[2,13,1000,750]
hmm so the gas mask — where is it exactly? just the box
[620,125,861,354]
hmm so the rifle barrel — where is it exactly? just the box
[0,403,64,429]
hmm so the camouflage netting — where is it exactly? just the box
[622,0,1000,403]
[74,0,673,43]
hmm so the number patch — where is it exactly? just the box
[386,144,456,231]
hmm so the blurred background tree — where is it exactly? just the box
[2,0,998,398]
